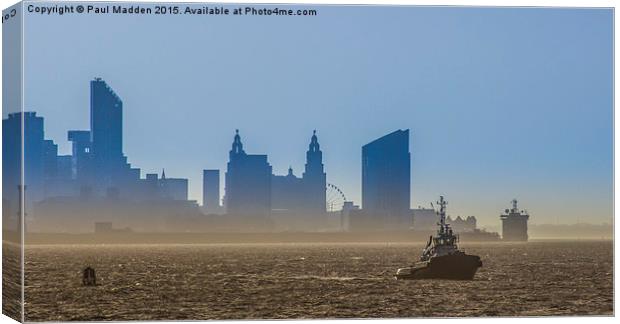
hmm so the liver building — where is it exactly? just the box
[225,130,327,230]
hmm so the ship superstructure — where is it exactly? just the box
[420,196,459,260]
[500,199,529,241]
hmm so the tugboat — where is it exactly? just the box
[396,196,482,280]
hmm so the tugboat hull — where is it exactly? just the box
[396,253,482,280]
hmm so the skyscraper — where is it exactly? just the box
[203,169,221,213]
[2,112,72,217]
[3,114,21,232]
[3,79,200,233]
[67,130,92,184]
[42,140,59,181]
[361,129,411,229]
[3,112,46,211]
[3,113,24,212]
[90,78,125,188]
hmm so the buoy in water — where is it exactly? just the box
[82,266,96,286]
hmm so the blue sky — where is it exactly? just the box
[21,4,613,227]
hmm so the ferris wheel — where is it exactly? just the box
[326,183,347,212]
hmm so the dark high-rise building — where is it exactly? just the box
[361,129,411,229]
[2,112,73,216]
[41,139,74,198]
[56,156,73,183]
[203,169,221,212]
[23,112,45,204]
[3,112,24,221]
[3,112,84,212]
[42,140,59,181]
[3,112,45,210]
[3,79,198,233]
[67,130,92,184]
[86,78,142,196]
[90,78,126,188]
[3,113,22,200]
[225,130,272,219]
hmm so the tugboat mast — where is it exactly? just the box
[434,195,459,252]
[437,196,449,236]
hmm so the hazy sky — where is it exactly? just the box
[21,4,612,227]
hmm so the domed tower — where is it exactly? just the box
[302,130,327,217]
[229,129,245,160]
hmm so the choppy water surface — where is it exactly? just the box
[24,241,612,321]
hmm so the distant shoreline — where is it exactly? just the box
[4,230,612,245]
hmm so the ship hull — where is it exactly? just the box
[396,253,482,280]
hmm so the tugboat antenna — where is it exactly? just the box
[437,195,447,228]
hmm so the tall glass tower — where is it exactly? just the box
[90,78,124,187]
[361,129,411,228]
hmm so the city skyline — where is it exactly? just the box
[1,3,615,322]
[4,82,415,233]
[18,5,613,227]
